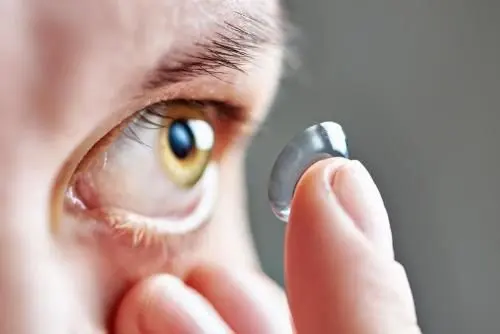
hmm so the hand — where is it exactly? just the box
[114,158,422,334]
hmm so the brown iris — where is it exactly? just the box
[158,104,214,188]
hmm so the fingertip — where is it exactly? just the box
[287,157,361,255]
[286,157,363,333]
[288,157,393,259]
[333,160,394,257]
[115,275,230,334]
[285,158,419,333]
[186,264,293,334]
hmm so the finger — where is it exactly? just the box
[286,157,420,334]
[186,264,293,334]
[114,274,232,334]
[333,159,394,258]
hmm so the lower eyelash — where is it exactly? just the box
[71,162,219,248]
[98,209,166,248]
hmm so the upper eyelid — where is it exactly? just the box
[63,9,284,182]
[120,100,244,146]
[136,99,247,127]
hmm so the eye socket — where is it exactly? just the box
[59,100,224,242]
[158,104,214,188]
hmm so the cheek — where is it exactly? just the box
[58,164,221,314]
[63,208,213,313]
[54,148,251,322]
[60,162,219,281]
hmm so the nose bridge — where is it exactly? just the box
[0,3,117,333]
[0,149,95,334]
[0,156,57,333]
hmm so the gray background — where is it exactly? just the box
[245,1,500,333]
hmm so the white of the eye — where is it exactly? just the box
[129,163,219,235]
[187,120,214,151]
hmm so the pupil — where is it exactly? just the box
[168,120,195,159]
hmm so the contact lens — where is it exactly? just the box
[268,122,349,222]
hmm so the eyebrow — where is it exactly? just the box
[143,11,284,89]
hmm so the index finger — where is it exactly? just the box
[285,158,421,334]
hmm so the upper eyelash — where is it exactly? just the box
[121,100,248,146]
[121,104,170,146]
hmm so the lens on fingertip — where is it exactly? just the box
[267,122,349,222]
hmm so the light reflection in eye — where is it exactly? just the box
[63,101,219,244]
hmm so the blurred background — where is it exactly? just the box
[245,1,500,333]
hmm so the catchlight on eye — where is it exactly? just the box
[268,122,349,223]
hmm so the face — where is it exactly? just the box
[0,0,284,332]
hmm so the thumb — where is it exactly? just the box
[285,158,421,334]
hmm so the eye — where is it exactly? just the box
[63,101,221,243]
[158,104,214,188]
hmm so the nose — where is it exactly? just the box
[0,151,99,334]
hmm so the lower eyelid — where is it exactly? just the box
[68,166,217,249]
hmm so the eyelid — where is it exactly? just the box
[51,73,256,235]
[61,101,223,244]
[74,98,247,173]
[124,99,255,145]
[65,98,248,194]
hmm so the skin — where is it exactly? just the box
[0,0,421,333]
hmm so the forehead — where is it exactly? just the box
[13,0,284,135]
[30,0,282,64]
[57,0,282,41]
[161,0,282,32]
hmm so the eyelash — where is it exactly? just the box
[121,103,175,147]
[121,99,250,147]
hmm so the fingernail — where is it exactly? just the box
[331,160,387,230]
[138,275,230,334]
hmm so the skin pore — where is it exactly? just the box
[0,0,284,332]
